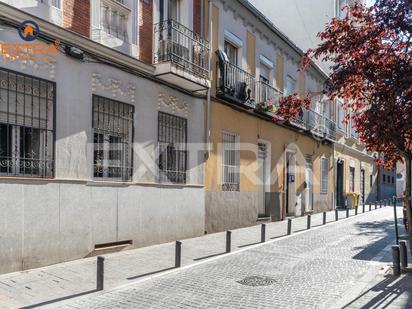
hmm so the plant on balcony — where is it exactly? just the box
[282,0,412,252]
[255,98,278,114]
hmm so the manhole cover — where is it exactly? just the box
[237,276,276,287]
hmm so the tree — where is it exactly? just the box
[279,0,412,236]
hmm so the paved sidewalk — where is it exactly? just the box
[0,205,394,308]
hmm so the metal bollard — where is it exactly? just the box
[346,208,349,218]
[362,204,365,213]
[335,209,339,221]
[375,201,377,210]
[380,201,382,208]
[175,241,182,268]
[226,231,232,253]
[400,241,408,268]
[355,207,358,215]
[323,212,327,225]
[287,219,292,235]
[369,204,371,211]
[96,256,105,291]
[261,224,266,243]
[307,215,311,230]
[392,245,401,276]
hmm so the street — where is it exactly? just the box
[52,207,411,309]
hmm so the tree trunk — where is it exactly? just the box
[404,156,412,255]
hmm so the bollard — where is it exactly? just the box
[335,209,339,221]
[369,204,371,211]
[355,207,358,215]
[307,215,311,230]
[400,241,408,268]
[287,219,292,235]
[226,231,232,253]
[96,256,105,291]
[380,201,382,208]
[346,208,349,218]
[261,224,266,243]
[175,241,182,268]
[323,212,327,225]
[375,201,377,210]
[362,203,365,213]
[392,245,401,276]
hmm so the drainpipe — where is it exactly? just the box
[205,0,213,160]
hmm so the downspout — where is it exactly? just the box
[205,0,213,160]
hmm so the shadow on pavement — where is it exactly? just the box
[20,289,98,308]
[127,267,176,280]
[352,219,397,263]
[342,275,412,308]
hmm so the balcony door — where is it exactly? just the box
[160,0,181,22]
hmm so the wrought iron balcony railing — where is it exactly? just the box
[306,109,336,141]
[154,20,210,80]
[216,61,256,106]
[255,81,282,113]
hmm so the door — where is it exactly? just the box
[286,152,296,216]
[305,156,313,211]
[257,143,267,217]
[336,160,344,208]
[360,169,365,205]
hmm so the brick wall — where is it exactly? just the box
[63,0,90,37]
[139,0,153,64]
[193,0,202,36]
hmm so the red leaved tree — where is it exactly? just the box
[279,0,412,235]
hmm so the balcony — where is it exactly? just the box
[153,20,210,92]
[255,81,283,116]
[216,61,256,107]
[305,109,336,141]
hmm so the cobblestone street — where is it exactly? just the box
[46,206,409,309]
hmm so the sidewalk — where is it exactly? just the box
[0,205,388,308]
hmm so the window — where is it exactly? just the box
[168,0,181,21]
[93,95,134,181]
[337,0,349,19]
[285,75,296,96]
[321,158,329,194]
[349,167,355,192]
[224,41,238,66]
[392,176,395,184]
[222,131,240,191]
[0,69,55,178]
[337,100,345,130]
[101,2,129,41]
[383,174,386,183]
[158,112,187,184]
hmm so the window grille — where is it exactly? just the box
[222,131,240,191]
[158,112,187,184]
[100,3,129,41]
[92,95,134,181]
[321,158,329,194]
[0,69,55,178]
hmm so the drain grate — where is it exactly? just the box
[237,276,276,287]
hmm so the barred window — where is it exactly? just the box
[0,69,55,177]
[321,158,329,194]
[158,112,187,184]
[222,131,240,191]
[349,166,355,192]
[93,95,134,181]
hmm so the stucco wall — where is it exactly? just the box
[205,101,334,233]
[0,27,205,273]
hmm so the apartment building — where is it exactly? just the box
[0,0,208,273]
[248,0,390,208]
[204,0,336,233]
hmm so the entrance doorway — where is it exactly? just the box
[257,143,268,217]
[336,160,344,208]
[360,169,365,205]
[285,152,296,216]
[305,156,313,212]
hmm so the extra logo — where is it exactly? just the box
[0,20,60,62]
[18,20,40,42]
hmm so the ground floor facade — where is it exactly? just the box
[204,100,334,233]
[0,26,206,273]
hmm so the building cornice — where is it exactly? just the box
[335,141,375,162]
